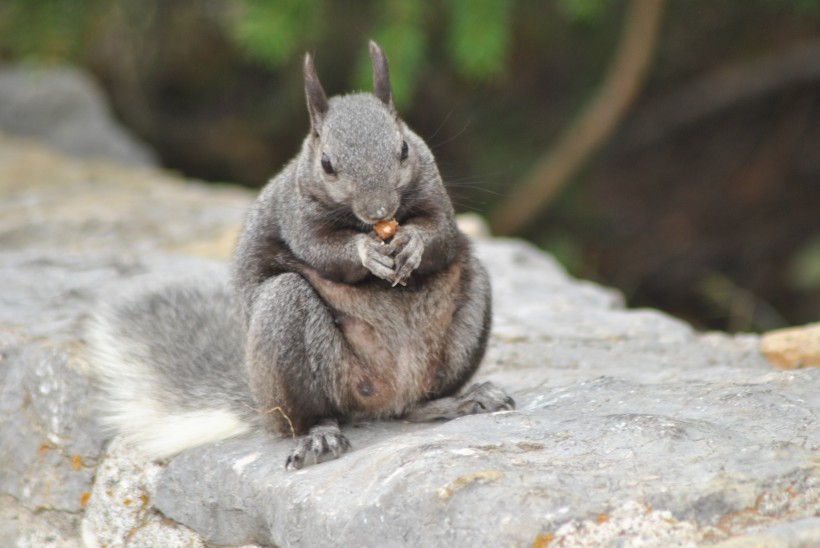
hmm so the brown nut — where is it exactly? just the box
[373,218,398,240]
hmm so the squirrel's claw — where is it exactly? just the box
[285,419,351,471]
[388,227,423,285]
[357,235,396,282]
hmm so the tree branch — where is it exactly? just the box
[491,0,666,235]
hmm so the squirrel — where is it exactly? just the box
[87,41,514,470]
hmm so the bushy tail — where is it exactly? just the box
[86,278,257,459]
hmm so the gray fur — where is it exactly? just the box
[88,42,512,467]
[88,277,259,458]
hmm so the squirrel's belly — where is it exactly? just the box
[335,292,457,415]
[306,262,463,416]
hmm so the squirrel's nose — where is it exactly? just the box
[369,205,389,221]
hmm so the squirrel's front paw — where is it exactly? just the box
[387,226,424,284]
[357,234,396,282]
[285,419,351,470]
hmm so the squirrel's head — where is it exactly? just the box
[301,41,421,226]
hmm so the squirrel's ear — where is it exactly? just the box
[304,52,329,134]
[369,40,393,110]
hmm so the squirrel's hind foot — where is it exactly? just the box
[285,419,351,471]
[403,381,515,422]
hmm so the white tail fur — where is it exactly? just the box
[86,309,252,459]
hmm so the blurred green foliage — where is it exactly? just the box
[353,0,427,108]
[446,0,513,82]
[0,0,523,108]
[227,0,519,108]
[0,0,102,61]
[0,0,609,108]
[229,0,324,68]
[3,0,820,92]
[557,0,610,24]
[790,234,820,292]
[785,0,820,16]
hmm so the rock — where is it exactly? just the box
[0,329,104,512]
[153,371,818,547]
[713,517,820,548]
[760,322,820,370]
[0,136,249,545]
[0,134,248,257]
[456,212,492,238]
[0,134,248,524]
[0,494,83,548]
[545,501,705,547]
[80,438,204,548]
[0,135,817,546]
[0,65,156,166]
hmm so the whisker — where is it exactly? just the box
[444,182,505,197]
[430,120,471,150]
[450,200,488,214]
[425,110,454,142]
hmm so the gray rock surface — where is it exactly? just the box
[121,240,814,548]
[0,65,156,166]
[0,135,818,546]
[0,136,249,546]
[81,438,205,547]
[0,329,103,512]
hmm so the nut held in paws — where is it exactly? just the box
[373,218,398,240]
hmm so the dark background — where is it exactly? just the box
[2,0,819,332]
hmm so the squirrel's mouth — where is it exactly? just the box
[353,203,399,227]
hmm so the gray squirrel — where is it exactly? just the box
[88,41,514,470]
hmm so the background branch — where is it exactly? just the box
[491,0,666,235]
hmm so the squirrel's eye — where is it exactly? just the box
[321,153,335,175]
[400,140,409,161]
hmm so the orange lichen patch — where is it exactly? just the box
[71,454,82,471]
[715,487,802,535]
[717,503,762,533]
[139,493,149,506]
[373,218,398,240]
[79,491,91,508]
[596,513,609,523]
[435,470,504,500]
[533,532,554,548]
[123,498,132,505]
